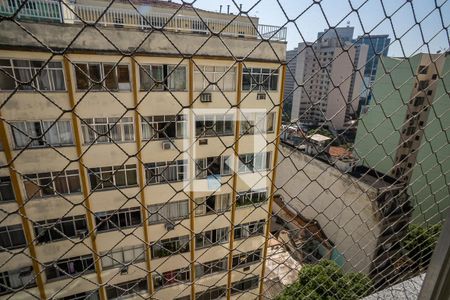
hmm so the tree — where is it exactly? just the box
[402,224,442,271]
[276,260,372,300]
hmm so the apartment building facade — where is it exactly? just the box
[0,0,286,299]
[290,27,368,130]
[354,53,450,225]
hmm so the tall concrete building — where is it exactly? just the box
[0,0,286,299]
[283,47,298,121]
[290,27,368,130]
[355,35,391,112]
[354,52,450,225]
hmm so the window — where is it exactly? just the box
[153,267,190,290]
[231,276,259,294]
[0,267,35,295]
[11,120,73,149]
[418,80,429,90]
[234,220,265,240]
[418,65,428,74]
[151,235,190,259]
[232,249,262,268]
[240,112,275,135]
[148,200,189,224]
[195,156,232,179]
[94,207,141,233]
[101,245,145,270]
[195,114,234,137]
[141,115,186,140]
[242,68,278,91]
[238,152,271,173]
[74,62,130,91]
[45,254,95,281]
[195,257,227,279]
[194,65,236,91]
[0,177,15,202]
[0,225,26,250]
[195,194,230,216]
[139,64,186,91]
[406,127,416,136]
[432,74,438,80]
[60,291,100,300]
[23,170,81,199]
[0,59,65,91]
[195,227,229,249]
[81,117,134,144]
[196,286,227,300]
[413,97,424,106]
[34,215,87,244]
[105,278,147,300]
[88,164,137,191]
[236,190,268,208]
[145,160,187,185]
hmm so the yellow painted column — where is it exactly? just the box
[130,58,154,295]
[188,58,197,299]
[226,62,243,299]
[258,64,286,299]
[0,115,47,300]
[63,56,106,300]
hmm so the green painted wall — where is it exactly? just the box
[354,55,420,174]
[410,56,450,225]
[354,53,449,225]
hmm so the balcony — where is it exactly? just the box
[0,0,287,41]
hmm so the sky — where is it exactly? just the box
[173,0,449,57]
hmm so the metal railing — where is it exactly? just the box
[0,0,61,21]
[0,0,287,41]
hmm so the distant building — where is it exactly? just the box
[354,52,450,225]
[354,34,391,113]
[290,27,368,130]
[284,47,299,119]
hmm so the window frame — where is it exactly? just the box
[10,120,74,149]
[81,117,135,145]
[0,224,26,251]
[0,58,66,92]
[44,254,95,281]
[195,227,229,249]
[73,62,131,92]
[88,164,137,191]
[34,214,88,244]
[23,169,81,200]
[148,199,189,224]
[139,64,187,92]
[0,176,15,203]
[242,67,279,92]
[236,190,268,208]
[144,160,187,185]
[100,244,146,270]
[141,115,186,140]
[94,207,142,233]
[193,65,237,92]
[151,235,190,259]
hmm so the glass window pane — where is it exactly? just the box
[75,64,89,90]
[103,64,118,90]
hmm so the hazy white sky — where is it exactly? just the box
[173,0,449,57]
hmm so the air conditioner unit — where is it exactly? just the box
[256,93,266,100]
[165,222,175,231]
[199,139,208,145]
[120,266,128,275]
[162,141,173,150]
[200,92,212,103]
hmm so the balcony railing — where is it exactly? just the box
[0,0,287,41]
[0,0,62,21]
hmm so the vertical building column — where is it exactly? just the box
[226,62,243,299]
[0,116,47,300]
[130,58,154,295]
[188,58,197,299]
[63,56,106,300]
[258,64,286,299]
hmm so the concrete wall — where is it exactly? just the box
[0,22,286,62]
[275,143,380,274]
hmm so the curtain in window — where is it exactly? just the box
[168,66,186,90]
[36,68,51,91]
[50,69,65,90]
[11,122,29,148]
[42,121,60,145]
